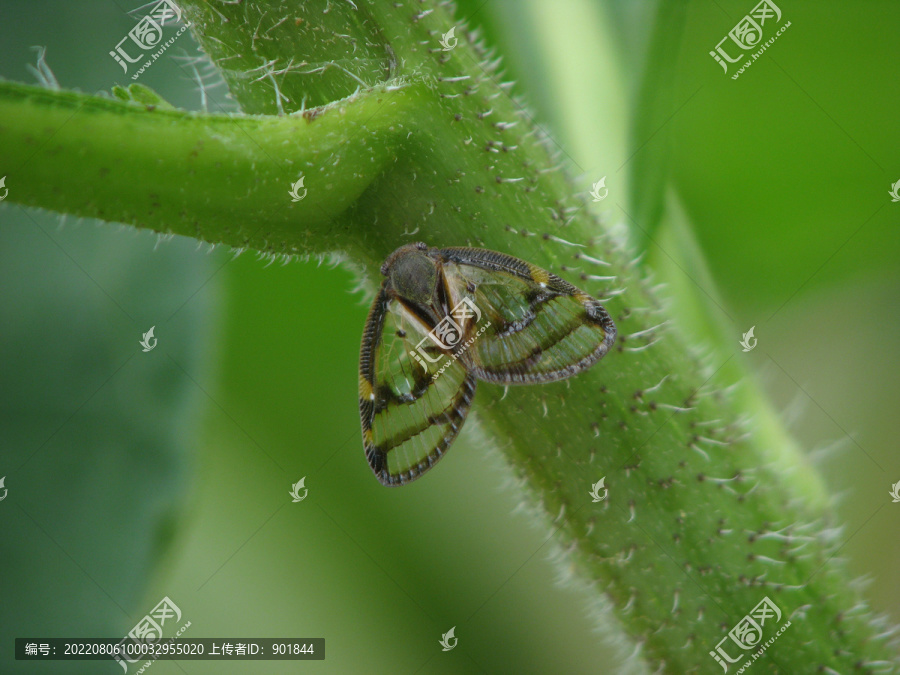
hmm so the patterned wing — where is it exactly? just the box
[437,247,616,384]
[359,286,477,486]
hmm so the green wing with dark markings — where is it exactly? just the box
[359,286,477,486]
[438,247,616,384]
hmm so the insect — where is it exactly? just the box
[359,242,616,486]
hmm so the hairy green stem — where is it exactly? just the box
[0,79,419,253]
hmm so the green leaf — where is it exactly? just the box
[0,214,219,672]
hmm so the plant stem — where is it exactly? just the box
[0,79,420,254]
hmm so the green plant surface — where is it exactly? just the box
[1,1,898,674]
[0,215,219,675]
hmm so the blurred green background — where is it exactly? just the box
[1,1,898,673]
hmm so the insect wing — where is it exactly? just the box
[438,248,616,384]
[359,287,477,486]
